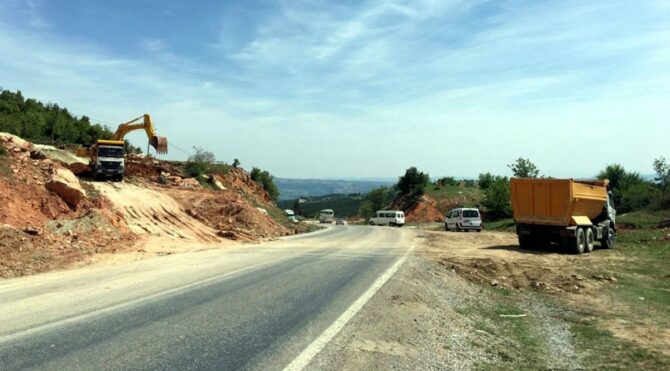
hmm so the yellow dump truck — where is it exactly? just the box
[510,178,616,254]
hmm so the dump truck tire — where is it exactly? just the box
[585,228,594,253]
[602,228,615,249]
[571,228,586,254]
[518,235,532,249]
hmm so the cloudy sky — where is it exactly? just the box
[0,0,668,179]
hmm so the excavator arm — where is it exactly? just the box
[111,114,168,154]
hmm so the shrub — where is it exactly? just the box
[232,159,241,169]
[478,172,495,190]
[250,166,279,201]
[358,187,388,218]
[482,176,512,220]
[184,146,215,177]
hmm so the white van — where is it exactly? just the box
[445,208,482,232]
[319,209,335,223]
[369,210,405,227]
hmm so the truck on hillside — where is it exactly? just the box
[510,178,616,254]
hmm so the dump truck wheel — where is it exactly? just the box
[584,228,595,253]
[602,228,615,249]
[572,228,586,254]
[518,235,532,249]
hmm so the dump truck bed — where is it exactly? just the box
[510,178,608,227]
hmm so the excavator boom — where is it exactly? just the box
[111,114,168,154]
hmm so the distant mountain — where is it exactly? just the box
[275,178,394,200]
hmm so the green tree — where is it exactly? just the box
[653,156,670,190]
[482,176,512,220]
[508,158,539,178]
[397,167,429,200]
[250,166,280,201]
[478,172,495,190]
[185,146,215,177]
[597,164,650,213]
[232,158,241,169]
[358,187,388,218]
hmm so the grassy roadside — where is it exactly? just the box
[438,210,670,369]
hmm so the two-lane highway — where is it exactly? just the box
[0,225,415,370]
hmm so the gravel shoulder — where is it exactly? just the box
[309,228,670,370]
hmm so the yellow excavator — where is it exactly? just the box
[80,114,168,181]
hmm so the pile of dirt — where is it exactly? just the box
[124,156,185,182]
[391,194,444,223]
[165,187,292,242]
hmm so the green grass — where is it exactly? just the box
[195,175,218,191]
[484,218,516,231]
[208,163,231,175]
[568,319,669,369]
[424,183,483,207]
[460,210,670,369]
[618,210,670,228]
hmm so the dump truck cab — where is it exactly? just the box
[90,140,125,181]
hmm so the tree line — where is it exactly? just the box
[356,156,669,221]
[0,89,113,145]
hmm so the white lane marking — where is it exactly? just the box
[284,243,416,371]
[0,257,283,345]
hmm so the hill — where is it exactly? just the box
[275,178,393,200]
[278,193,366,219]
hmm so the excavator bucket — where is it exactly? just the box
[150,136,169,154]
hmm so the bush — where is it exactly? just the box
[478,172,495,190]
[185,146,215,177]
[250,167,279,201]
[597,164,650,213]
[232,158,241,169]
[482,176,512,220]
[358,187,388,218]
[397,167,429,200]
[0,146,6,156]
[436,176,458,187]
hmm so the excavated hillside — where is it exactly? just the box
[0,133,135,277]
[390,194,444,223]
[0,133,309,277]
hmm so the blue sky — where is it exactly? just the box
[0,0,668,179]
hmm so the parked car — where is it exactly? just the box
[336,218,346,225]
[445,208,482,232]
[369,210,405,227]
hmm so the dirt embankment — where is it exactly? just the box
[0,133,136,277]
[123,158,296,242]
[391,194,443,223]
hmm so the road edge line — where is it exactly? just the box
[283,243,415,371]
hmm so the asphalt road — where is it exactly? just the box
[0,225,413,370]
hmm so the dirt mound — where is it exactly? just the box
[165,188,292,242]
[391,194,443,223]
[124,156,185,182]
